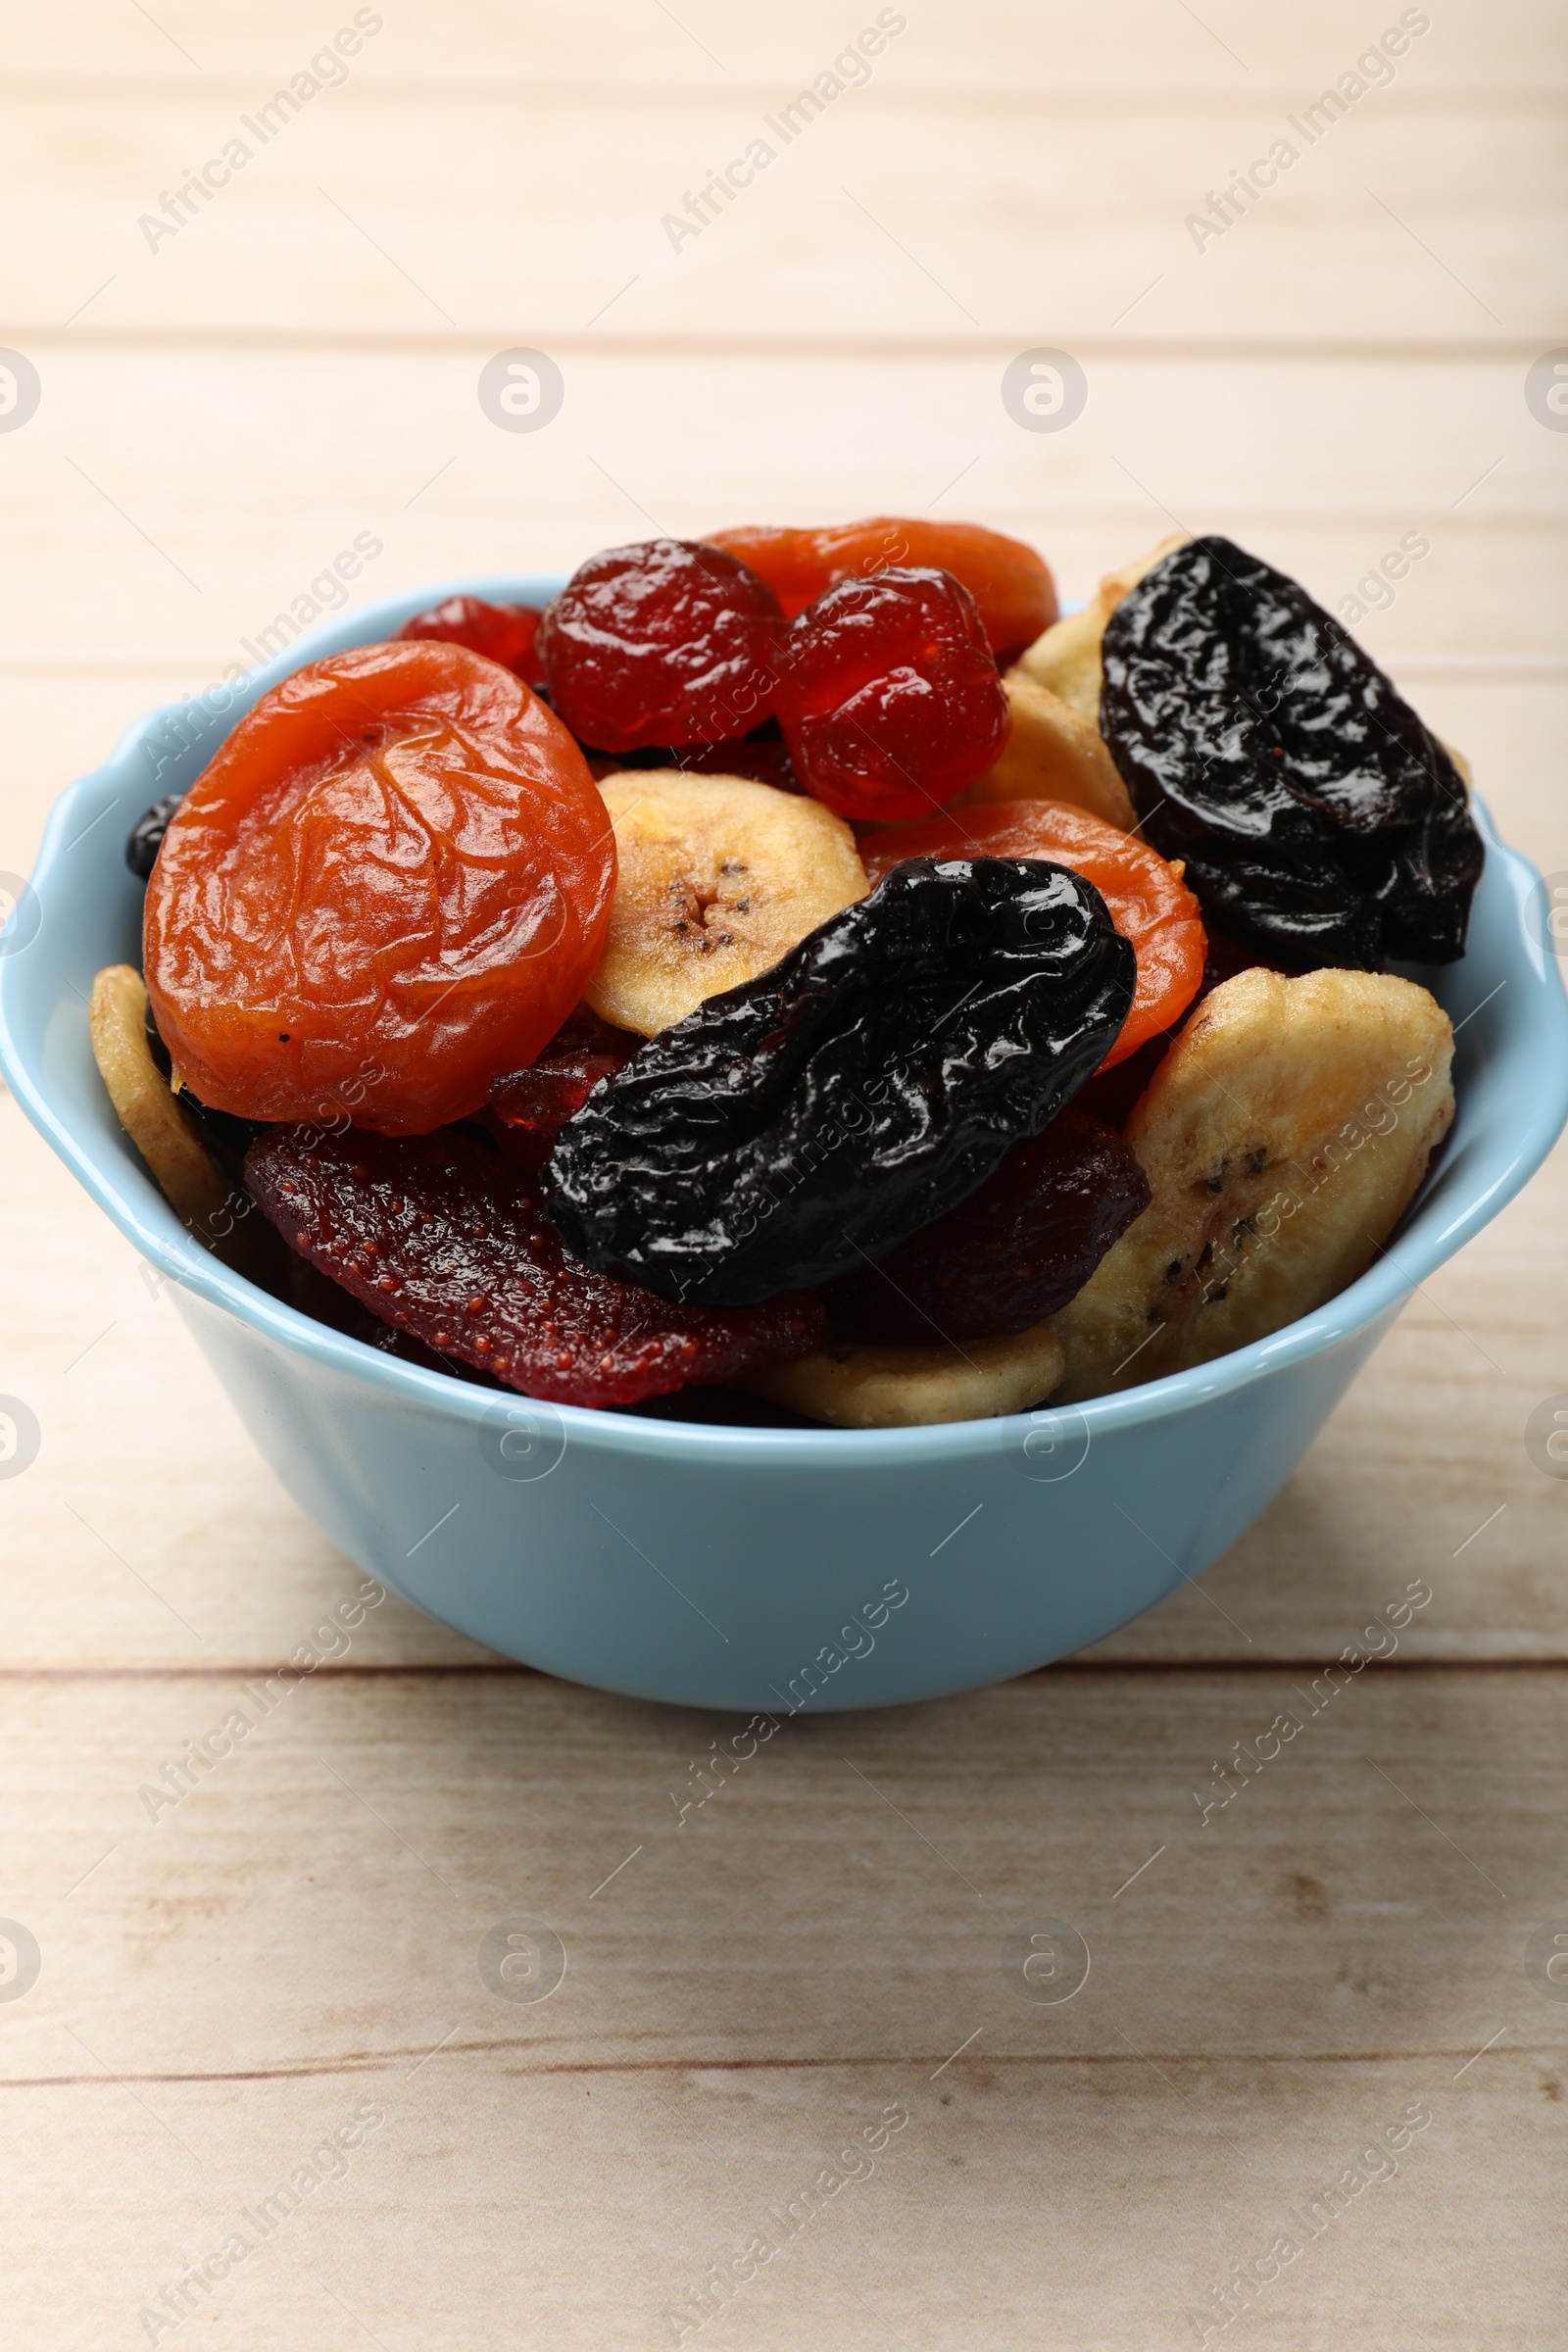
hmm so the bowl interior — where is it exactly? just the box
[3,575,1566,1466]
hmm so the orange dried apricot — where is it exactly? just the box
[144,641,615,1135]
[707,517,1057,658]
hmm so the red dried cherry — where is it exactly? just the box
[396,594,546,689]
[772,566,1010,823]
[246,1124,825,1410]
[489,1008,638,1174]
[708,516,1057,660]
[537,538,786,753]
[144,641,615,1136]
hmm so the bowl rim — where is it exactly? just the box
[4,574,1566,1472]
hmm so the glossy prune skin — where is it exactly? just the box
[860,798,1205,1066]
[1101,536,1484,966]
[828,1107,1151,1344]
[772,566,1010,823]
[537,538,786,753]
[542,858,1137,1307]
[126,793,185,880]
[246,1124,825,1410]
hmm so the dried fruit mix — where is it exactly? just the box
[101,517,1480,1425]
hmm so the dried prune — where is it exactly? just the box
[1101,536,1484,966]
[828,1108,1151,1344]
[126,792,185,880]
[542,858,1136,1306]
[773,567,1010,824]
[537,538,786,753]
[488,1008,638,1174]
[860,798,1205,1065]
[246,1124,824,1410]
[396,594,546,690]
[707,517,1057,659]
[143,640,616,1135]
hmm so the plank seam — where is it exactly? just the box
[2,2042,1556,2090]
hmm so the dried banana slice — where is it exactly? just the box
[1050,966,1454,1400]
[746,1322,1065,1429]
[89,964,231,1239]
[1013,532,1191,724]
[954,672,1136,829]
[584,769,867,1037]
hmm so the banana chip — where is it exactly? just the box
[585,770,867,1036]
[955,671,1136,829]
[1050,966,1455,1400]
[746,1322,1066,1429]
[89,964,231,1240]
[1012,531,1191,725]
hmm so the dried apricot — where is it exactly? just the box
[772,567,1010,823]
[246,1124,825,1409]
[144,640,615,1136]
[708,517,1057,659]
[396,594,546,689]
[860,799,1205,1065]
[536,538,786,752]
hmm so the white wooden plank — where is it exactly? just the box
[0,1669,1562,2345]
[3,86,1560,343]
[0,351,1561,684]
[0,0,1563,85]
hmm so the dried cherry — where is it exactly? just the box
[246,1124,824,1409]
[488,1007,638,1174]
[829,1108,1151,1343]
[536,539,786,753]
[861,799,1205,1065]
[143,640,616,1136]
[542,857,1136,1306]
[772,567,1011,823]
[396,594,546,690]
[707,517,1057,659]
[1101,536,1484,965]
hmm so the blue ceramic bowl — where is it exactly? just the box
[4,579,1565,1712]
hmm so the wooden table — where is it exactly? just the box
[2,6,1565,2344]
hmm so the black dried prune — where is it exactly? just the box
[827,1107,1151,1344]
[1100,536,1484,967]
[541,858,1137,1306]
[126,792,184,880]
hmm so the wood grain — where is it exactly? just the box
[1,1672,1564,2348]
